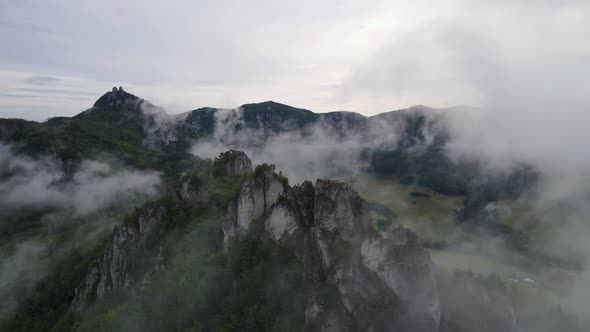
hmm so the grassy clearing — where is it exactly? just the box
[430,249,528,276]
[349,175,580,310]
[352,175,463,219]
[351,176,566,289]
[351,175,464,242]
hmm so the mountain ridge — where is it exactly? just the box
[0,88,585,331]
[61,150,513,332]
[1,87,443,124]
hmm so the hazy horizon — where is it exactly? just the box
[2,1,588,120]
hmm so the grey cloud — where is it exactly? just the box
[0,102,87,121]
[191,107,402,184]
[139,101,192,148]
[0,144,161,217]
[343,1,590,188]
[23,75,61,86]
[0,92,90,101]
[342,2,590,324]
[191,79,245,88]
[0,241,48,315]
[0,144,161,317]
[0,93,34,99]
[0,0,413,119]
[12,88,97,97]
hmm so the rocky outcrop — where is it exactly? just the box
[67,150,514,331]
[266,180,324,278]
[213,150,252,177]
[71,151,249,312]
[265,180,374,276]
[70,203,166,312]
[313,179,373,267]
[260,179,408,330]
[262,179,441,331]
[222,164,284,249]
[92,86,143,113]
[70,154,222,312]
[248,165,513,332]
[361,227,440,330]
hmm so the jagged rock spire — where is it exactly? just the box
[92,86,141,112]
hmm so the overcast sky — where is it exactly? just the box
[1,0,588,120]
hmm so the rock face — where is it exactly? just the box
[70,203,166,312]
[361,228,440,330]
[222,164,284,249]
[249,177,441,331]
[266,179,374,276]
[313,179,373,268]
[265,180,324,278]
[213,150,252,177]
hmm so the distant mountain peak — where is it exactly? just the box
[241,100,293,109]
[92,86,143,112]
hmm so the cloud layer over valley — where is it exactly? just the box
[0,144,160,216]
[0,144,161,317]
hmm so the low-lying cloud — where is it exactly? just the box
[340,2,590,325]
[0,143,161,317]
[0,144,161,216]
[191,107,404,183]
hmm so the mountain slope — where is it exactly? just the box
[0,88,584,331]
[6,150,514,332]
[0,87,546,261]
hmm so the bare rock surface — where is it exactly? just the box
[261,178,441,331]
[70,203,166,312]
[222,163,283,249]
[213,150,252,177]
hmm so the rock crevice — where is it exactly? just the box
[222,163,283,249]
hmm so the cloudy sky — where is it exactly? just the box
[0,0,588,120]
